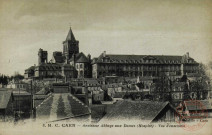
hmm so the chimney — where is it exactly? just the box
[186,52,189,58]
[87,54,91,62]
[103,51,106,57]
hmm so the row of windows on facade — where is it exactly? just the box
[97,71,181,76]
[16,84,26,89]
[172,92,206,100]
[102,58,194,64]
[97,65,197,71]
[88,87,101,91]
[38,71,66,76]
[76,64,84,69]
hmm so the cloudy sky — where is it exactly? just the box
[0,0,212,75]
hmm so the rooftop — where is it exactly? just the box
[100,100,171,122]
[93,53,197,64]
[0,90,13,109]
[36,93,90,121]
[184,100,212,111]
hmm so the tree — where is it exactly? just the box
[208,61,212,70]
[14,74,24,80]
[199,63,210,80]
[0,75,3,84]
[0,75,8,85]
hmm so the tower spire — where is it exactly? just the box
[65,26,76,41]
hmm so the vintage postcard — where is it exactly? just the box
[0,0,212,135]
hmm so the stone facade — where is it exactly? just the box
[25,27,92,79]
[92,51,199,78]
[25,28,199,80]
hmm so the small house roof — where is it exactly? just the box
[36,93,90,121]
[100,100,171,122]
[184,100,212,111]
[0,90,12,109]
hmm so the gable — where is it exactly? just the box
[75,53,89,63]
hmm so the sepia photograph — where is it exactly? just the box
[0,0,212,135]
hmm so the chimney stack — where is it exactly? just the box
[186,52,189,58]
[103,51,106,57]
[87,54,91,62]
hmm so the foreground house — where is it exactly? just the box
[183,100,212,118]
[0,90,13,122]
[12,90,32,118]
[99,100,178,123]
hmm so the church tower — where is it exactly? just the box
[63,27,79,62]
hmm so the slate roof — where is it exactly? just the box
[62,64,75,70]
[35,63,62,71]
[52,52,65,63]
[12,90,31,96]
[100,100,170,122]
[69,52,90,63]
[25,66,35,72]
[65,27,76,41]
[138,76,154,81]
[34,94,49,100]
[113,92,126,98]
[172,82,186,88]
[36,93,90,121]
[93,53,197,64]
[187,73,201,77]
[0,90,12,109]
[85,79,100,86]
[184,100,212,111]
[36,88,49,95]
[34,94,50,108]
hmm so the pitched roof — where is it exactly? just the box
[52,52,65,63]
[138,76,154,81]
[36,63,62,71]
[62,64,75,70]
[12,90,31,96]
[187,73,201,77]
[36,93,90,121]
[70,52,90,63]
[85,79,100,86]
[100,100,170,122]
[34,94,50,108]
[65,27,76,41]
[0,90,12,109]
[36,88,49,95]
[25,66,35,72]
[113,92,126,98]
[172,82,186,87]
[184,100,212,111]
[93,53,197,64]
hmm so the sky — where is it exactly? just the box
[0,0,212,76]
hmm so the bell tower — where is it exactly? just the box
[63,27,79,61]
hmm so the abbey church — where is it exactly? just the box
[24,27,92,79]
